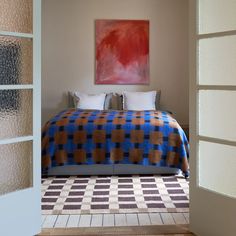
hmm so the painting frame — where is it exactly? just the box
[95,19,150,85]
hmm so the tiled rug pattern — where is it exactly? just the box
[41,175,189,215]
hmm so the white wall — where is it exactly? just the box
[42,0,189,125]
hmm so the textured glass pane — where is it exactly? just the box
[0,36,32,85]
[199,141,236,198]
[0,89,32,139]
[0,141,32,196]
[199,90,236,141]
[0,0,32,33]
[199,0,236,34]
[199,36,236,85]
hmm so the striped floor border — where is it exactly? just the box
[42,212,189,228]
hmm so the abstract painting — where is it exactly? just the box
[95,20,149,84]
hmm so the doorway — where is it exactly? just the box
[40,0,190,232]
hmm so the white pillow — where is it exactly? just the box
[123,91,157,110]
[74,92,106,110]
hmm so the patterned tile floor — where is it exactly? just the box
[42,175,189,215]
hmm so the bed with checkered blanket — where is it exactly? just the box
[42,109,189,176]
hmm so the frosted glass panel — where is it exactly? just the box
[0,89,32,139]
[199,36,236,85]
[199,0,236,34]
[199,141,236,198]
[0,0,32,33]
[0,141,32,196]
[0,36,33,85]
[199,90,236,141]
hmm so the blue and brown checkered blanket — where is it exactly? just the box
[42,109,189,175]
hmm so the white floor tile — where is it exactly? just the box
[126,213,139,226]
[160,213,175,225]
[66,215,80,227]
[172,213,187,224]
[149,213,163,225]
[115,214,127,226]
[43,215,58,228]
[138,213,151,225]
[54,215,69,228]
[78,214,91,227]
[91,214,103,227]
[103,214,115,227]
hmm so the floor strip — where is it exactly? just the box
[126,213,139,226]
[160,213,175,225]
[42,215,58,228]
[103,214,115,227]
[39,224,192,236]
[66,215,80,227]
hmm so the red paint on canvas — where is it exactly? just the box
[96,20,149,84]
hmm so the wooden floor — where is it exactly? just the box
[42,212,189,228]
[39,224,194,236]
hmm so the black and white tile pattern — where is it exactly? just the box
[41,175,189,215]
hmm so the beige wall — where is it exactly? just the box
[42,0,189,125]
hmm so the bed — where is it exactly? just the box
[42,109,189,177]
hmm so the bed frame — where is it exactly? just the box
[46,164,180,176]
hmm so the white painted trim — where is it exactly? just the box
[197,185,236,201]
[198,135,236,147]
[0,31,33,38]
[33,0,42,234]
[189,0,198,191]
[196,0,200,35]
[197,30,236,39]
[197,85,236,91]
[0,85,33,90]
[0,136,33,145]
[189,0,198,229]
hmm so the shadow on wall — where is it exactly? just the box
[42,92,68,124]
[42,91,143,125]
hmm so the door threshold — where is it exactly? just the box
[38,224,194,236]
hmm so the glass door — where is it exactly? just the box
[0,0,41,235]
[189,0,236,235]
